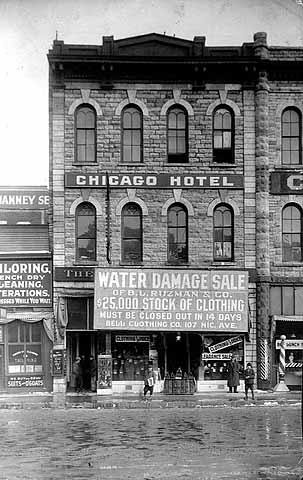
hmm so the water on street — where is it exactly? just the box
[0,405,302,480]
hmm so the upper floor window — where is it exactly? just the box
[122,106,143,163]
[76,202,96,262]
[121,203,142,264]
[167,106,188,163]
[282,204,302,262]
[281,108,301,165]
[167,204,188,263]
[213,107,234,163]
[270,285,303,316]
[75,105,96,163]
[213,204,234,261]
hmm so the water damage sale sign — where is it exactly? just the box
[0,261,52,307]
[94,269,248,332]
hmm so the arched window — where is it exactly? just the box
[213,107,234,163]
[167,106,188,163]
[167,204,188,263]
[122,106,143,163]
[213,204,234,261]
[121,203,142,263]
[282,204,302,262]
[281,108,301,165]
[75,105,96,163]
[75,202,96,261]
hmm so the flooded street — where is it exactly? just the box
[0,405,302,479]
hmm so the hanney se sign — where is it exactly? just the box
[94,269,248,332]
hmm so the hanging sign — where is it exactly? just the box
[115,335,150,343]
[51,349,67,376]
[202,353,232,361]
[208,336,242,353]
[276,339,303,350]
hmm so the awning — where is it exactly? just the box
[272,315,303,322]
[0,310,54,342]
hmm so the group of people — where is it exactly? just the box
[227,355,255,400]
[72,355,97,393]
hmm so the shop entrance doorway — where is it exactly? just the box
[157,333,202,379]
[66,331,98,392]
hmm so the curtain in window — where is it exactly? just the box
[167,204,188,263]
[167,106,188,163]
[121,203,142,263]
[76,202,96,261]
[122,106,143,163]
[75,105,96,163]
[213,204,233,260]
[282,108,301,165]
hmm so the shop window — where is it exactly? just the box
[121,203,142,264]
[122,106,143,163]
[213,107,234,163]
[281,108,301,165]
[202,335,244,381]
[282,204,302,262]
[7,321,43,374]
[167,203,188,264]
[213,204,234,261]
[167,106,188,163]
[75,202,96,262]
[66,298,94,330]
[112,335,150,381]
[270,285,303,315]
[75,105,96,163]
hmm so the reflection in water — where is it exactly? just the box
[0,406,301,479]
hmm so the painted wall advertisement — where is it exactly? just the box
[94,269,248,332]
[0,261,52,307]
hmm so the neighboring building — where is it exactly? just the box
[48,32,302,395]
[0,187,52,392]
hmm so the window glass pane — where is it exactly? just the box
[168,135,176,153]
[222,111,231,129]
[132,146,141,163]
[282,287,294,315]
[124,131,131,146]
[132,131,141,146]
[291,122,299,137]
[282,122,291,136]
[20,324,25,343]
[214,111,223,129]
[282,110,291,122]
[78,216,94,238]
[132,111,141,129]
[223,132,231,148]
[25,324,30,343]
[290,110,299,122]
[291,138,299,151]
[87,145,95,163]
[77,238,95,260]
[8,323,18,343]
[270,287,282,315]
[123,146,131,163]
[177,137,186,153]
[214,132,222,149]
[168,112,177,128]
[282,151,290,164]
[123,239,141,262]
[85,110,95,128]
[77,110,87,128]
[295,287,303,314]
[290,151,300,165]
[67,298,88,329]
[87,130,95,145]
[176,112,185,129]
[32,323,41,342]
[77,130,86,145]
[123,111,132,128]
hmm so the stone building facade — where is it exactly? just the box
[48,32,302,395]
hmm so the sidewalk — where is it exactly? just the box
[0,390,301,409]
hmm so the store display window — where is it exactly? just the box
[201,334,245,380]
[112,334,150,381]
[7,321,43,374]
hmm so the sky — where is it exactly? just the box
[0,0,303,187]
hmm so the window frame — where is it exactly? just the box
[75,104,97,164]
[121,202,143,264]
[167,105,189,163]
[212,106,234,164]
[7,321,43,375]
[75,202,97,263]
[281,107,302,166]
[282,204,303,263]
[167,203,188,264]
[213,203,234,261]
[121,105,143,164]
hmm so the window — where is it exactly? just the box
[213,107,234,163]
[76,202,96,262]
[67,298,94,330]
[270,286,303,315]
[281,108,301,165]
[282,205,302,262]
[7,321,42,374]
[75,105,96,163]
[121,203,142,263]
[122,106,143,163]
[167,204,188,263]
[167,106,188,163]
[213,204,234,261]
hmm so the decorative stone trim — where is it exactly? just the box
[207,198,240,216]
[115,95,149,116]
[206,98,240,116]
[115,192,148,216]
[160,96,194,116]
[161,193,194,216]
[68,90,103,116]
[69,196,102,215]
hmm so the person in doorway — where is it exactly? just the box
[143,367,156,398]
[227,355,240,393]
[89,355,97,392]
[244,363,255,401]
[73,357,83,393]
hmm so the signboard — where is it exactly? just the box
[7,375,44,388]
[54,267,94,282]
[208,336,242,353]
[65,173,243,189]
[0,261,52,307]
[0,190,49,209]
[51,349,66,376]
[94,269,248,332]
[97,354,112,394]
[276,339,303,350]
[115,335,150,343]
[202,353,232,361]
[271,171,303,194]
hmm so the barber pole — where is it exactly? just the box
[279,335,286,381]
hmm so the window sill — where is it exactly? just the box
[72,163,98,166]
[274,165,303,170]
[273,262,303,267]
[73,261,98,266]
[165,262,190,267]
[211,261,237,266]
[119,262,144,267]
[209,163,236,168]
[117,163,144,167]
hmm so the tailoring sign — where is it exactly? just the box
[94,269,248,332]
